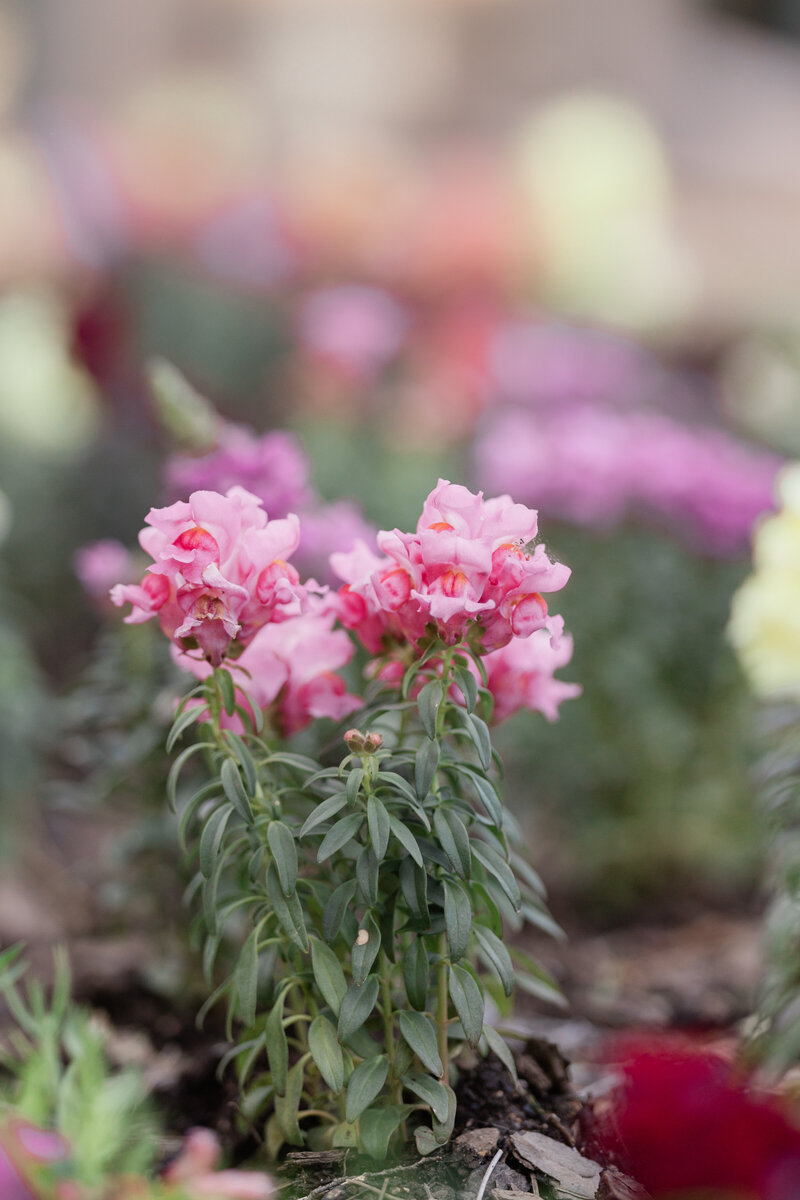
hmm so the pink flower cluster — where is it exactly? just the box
[482,617,581,723]
[177,600,362,737]
[476,404,781,556]
[332,479,570,654]
[110,488,304,666]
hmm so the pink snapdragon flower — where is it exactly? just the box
[332,480,570,655]
[110,488,304,666]
[0,1121,70,1200]
[481,617,581,723]
[175,601,362,737]
[162,1128,274,1199]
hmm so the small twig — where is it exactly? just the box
[294,1153,441,1200]
[475,1147,503,1200]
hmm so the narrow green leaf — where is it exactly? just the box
[453,666,478,713]
[448,964,484,1048]
[217,668,236,716]
[520,899,566,942]
[396,1011,442,1077]
[432,1083,457,1143]
[346,767,364,805]
[434,808,471,880]
[234,925,260,1027]
[471,841,521,912]
[356,846,379,908]
[274,1059,305,1146]
[482,1024,518,1085]
[466,712,492,771]
[442,879,472,961]
[402,1072,450,1123]
[346,1055,389,1123]
[399,858,429,923]
[417,679,443,739]
[300,792,348,837]
[265,993,288,1096]
[223,731,256,797]
[415,739,440,799]
[514,971,567,1008]
[199,805,232,878]
[351,914,381,987]
[359,1106,411,1161]
[338,976,380,1044]
[166,705,203,754]
[380,771,424,811]
[402,937,429,1012]
[367,796,390,862]
[220,757,252,822]
[388,816,424,868]
[309,1015,345,1093]
[265,862,308,952]
[323,879,357,944]
[267,821,298,898]
[167,741,214,811]
[310,939,348,1017]
[474,924,515,997]
[415,1125,439,1156]
[318,813,363,862]
[178,781,220,851]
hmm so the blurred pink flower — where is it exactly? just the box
[162,1128,274,1200]
[293,500,377,584]
[476,404,780,555]
[0,1120,70,1200]
[111,488,304,666]
[333,479,569,654]
[74,539,135,604]
[297,285,408,382]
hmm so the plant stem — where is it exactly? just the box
[437,933,449,1081]
[380,953,402,1104]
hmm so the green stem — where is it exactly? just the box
[380,953,402,1104]
[437,933,449,1081]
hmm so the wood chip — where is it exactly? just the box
[510,1131,602,1200]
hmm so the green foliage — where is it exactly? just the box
[169,645,560,1160]
[0,946,160,1186]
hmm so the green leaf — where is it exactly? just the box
[265,993,288,1096]
[397,1011,442,1077]
[223,731,256,797]
[465,712,492,770]
[417,679,443,739]
[346,767,364,805]
[310,939,348,1017]
[167,741,214,811]
[453,666,478,713]
[332,1122,359,1149]
[220,757,252,822]
[178,782,221,851]
[434,808,471,880]
[399,858,429,923]
[482,1024,518,1085]
[402,1072,450,1123]
[415,1125,439,1156]
[351,914,381,986]
[217,668,236,716]
[266,862,308,952]
[308,1015,345,1093]
[473,925,515,997]
[338,976,380,1044]
[267,821,298,898]
[432,1083,457,1143]
[450,765,502,826]
[345,1055,389,1123]
[471,841,521,912]
[387,816,424,868]
[415,739,440,799]
[402,937,429,1012]
[356,846,379,908]
[274,1059,305,1146]
[520,899,565,941]
[167,704,203,754]
[199,804,232,878]
[318,813,363,862]
[359,1106,411,1161]
[380,771,424,812]
[442,879,472,960]
[514,971,567,1008]
[323,879,357,943]
[448,964,484,1048]
[299,792,348,836]
[234,925,260,1027]
[367,796,390,862]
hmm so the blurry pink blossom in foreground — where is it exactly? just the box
[476,404,781,555]
[74,539,135,603]
[176,602,362,737]
[111,488,304,666]
[333,479,570,654]
[163,1128,274,1199]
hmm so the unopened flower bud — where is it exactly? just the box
[344,729,366,753]
[364,732,383,753]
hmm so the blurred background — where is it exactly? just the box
[3,0,800,1026]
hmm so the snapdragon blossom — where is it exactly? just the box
[481,616,581,723]
[111,487,303,666]
[176,601,362,737]
[332,479,570,654]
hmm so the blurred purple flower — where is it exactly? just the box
[475,403,781,555]
[74,539,136,604]
[297,285,409,382]
[166,426,313,516]
[295,500,377,584]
